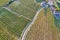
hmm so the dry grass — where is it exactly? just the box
[25,8,60,40]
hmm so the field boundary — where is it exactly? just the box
[19,21,32,40]
[21,8,43,40]
[3,7,32,21]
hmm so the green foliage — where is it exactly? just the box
[0,8,30,38]
[8,0,37,19]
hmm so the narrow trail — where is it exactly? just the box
[21,8,43,40]
[3,7,32,21]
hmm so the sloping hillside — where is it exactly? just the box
[25,8,60,40]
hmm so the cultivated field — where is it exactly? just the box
[0,0,50,40]
[0,21,18,40]
[25,8,60,40]
[0,7,30,40]
[0,0,38,40]
[7,0,38,19]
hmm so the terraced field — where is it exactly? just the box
[25,8,60,40]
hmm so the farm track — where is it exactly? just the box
[21,8,43,40]
[3,7,32,21]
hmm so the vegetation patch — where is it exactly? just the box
[8,0,38,19]
[0,8,30,38]
[25,8,60,40]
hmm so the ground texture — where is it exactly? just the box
[25,8,60,40]
[0,0,37,40]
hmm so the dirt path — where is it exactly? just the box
[3,7,32,21]
[21,8,43,40]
